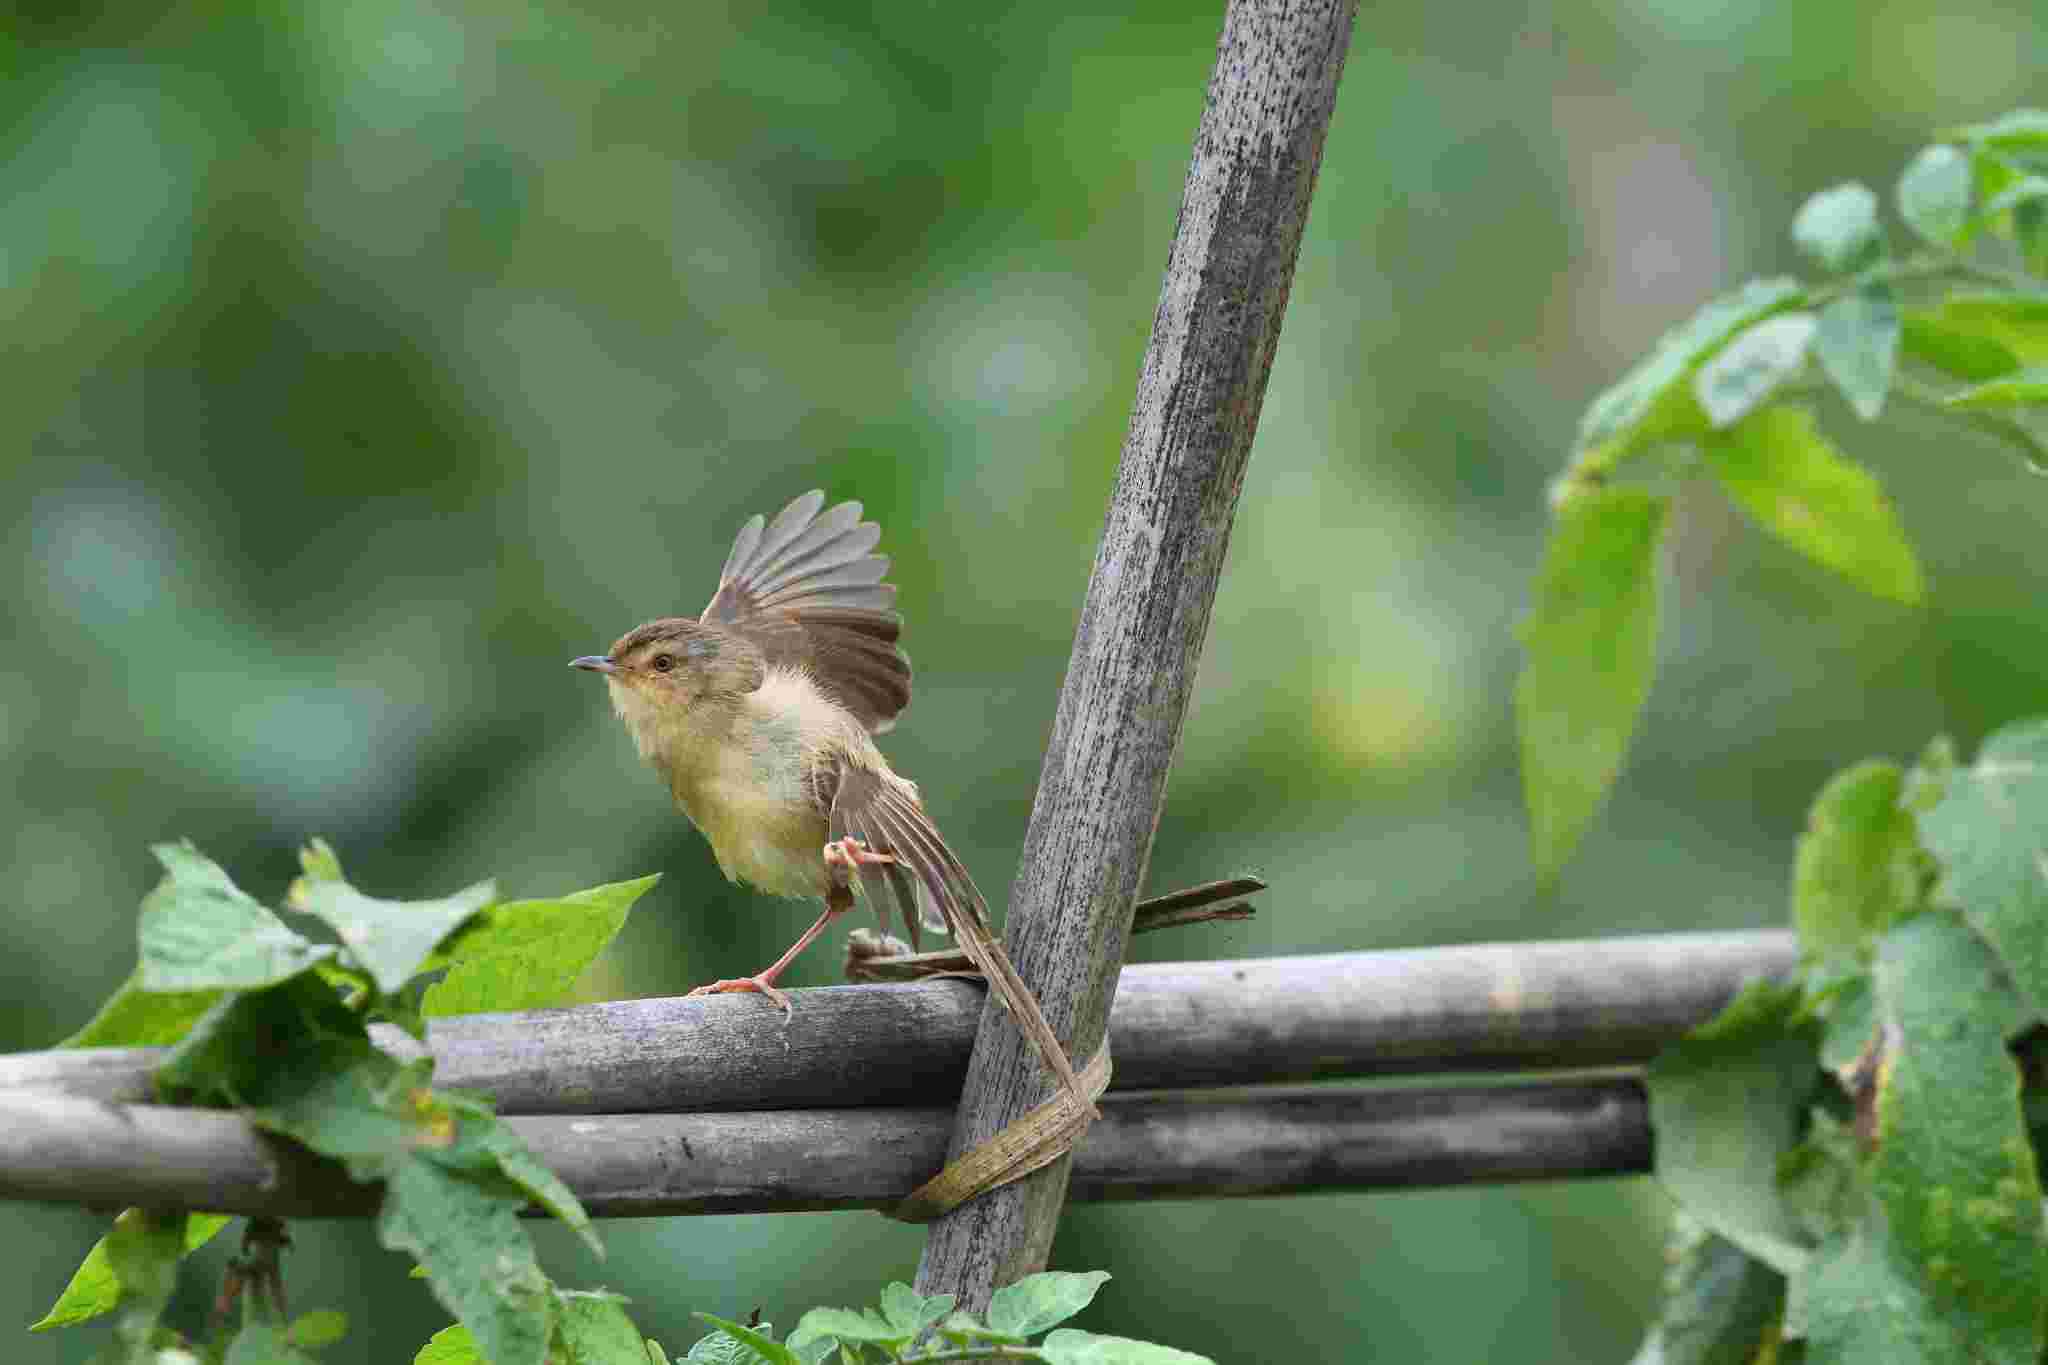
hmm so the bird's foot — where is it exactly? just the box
[686,974,794,1017]
[823,836,896,871]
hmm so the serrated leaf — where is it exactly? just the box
[1574,278,1803,472]
[877,1282,954,1338]
[1814,287,1899,420]
[693,1313,797,1364]
[423,875,657,1017]
[555,1292,646,1364]
[138,842,331,991]
[1899,311,2021,382]
[987,1271,1113,1339]
[1793,183,1881,271]
[1703,406,1923,604]
[60,966,221,1048]
[1793,761,1923,972]
[1916,719,2048,1017]
[1647,979,1820,1274]
[1898,145,1972,247]
[381,1159,555,1365]
[1038,1329,1215,1364]
[1516,487,1668,878]
[31,1210,230,1332]
[1928,293,2048,366]
[288,1309,348,1348]
[1694,314,1819,427]
[1945,366,2048,409]
[1864,912,2043,1362]
[298,878,496,995]
[1629,1219,1783,1365]
[414,1323,485,1365]
[155,972,368,1107]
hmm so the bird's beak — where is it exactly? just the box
[569,655,618,675]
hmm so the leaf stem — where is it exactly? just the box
[1891,374,2048,472]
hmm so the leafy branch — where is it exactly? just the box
[1631,717,2048,1362]
[1521,108,2048,878]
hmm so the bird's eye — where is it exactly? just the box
[652,654,674,673]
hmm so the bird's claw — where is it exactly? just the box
[686,975,794,1017]
[823,836,896,871]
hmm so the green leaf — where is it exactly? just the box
[683,1324,761,1364]
[1863,912,2043,1361]
[1038,1330,1214,1364]
[226,1321,317,1364]
[693,1313,798,1365]
[422,875,657,1017]
[31,1210,229,1332]
[1702,406,1923,604]
[1628,1218,1783,1365]
[1516,487,1668,878]
[1927,293,2048,366]
[414,1323,485,1365]
[1950,110,2048,156]
[138,841,332,991]
[877,1282,955,1339]
[1897,145,1972,247]
[298,877,496,996]
[1780,1111,1864,1249]
[288,1310,349,1348]
[1981,174,2048,221]
[1573,278,1803,473]
[425,1095,602,1258]
[1693,313,1818,427]
[1802,1225,1969,1364]
[381,1159,555,1365]
[1816,973,1876,1077]
[987,1271,1114,1339]
[787,1306,903,1347]
[1793,760,1923,972]
[555,1291,647,1364]
[59,966,221,1048]
[1900,311,2022,382]
[155,972,368,1107]
[1945,366,2048,409]
[1647,979,1820,1274]
[91,1208,187,1357]
[1813,286,1899,420]
[1915,719,2048,1017]
[1792,183,1881,272]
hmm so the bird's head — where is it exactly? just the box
[571,618,766,734]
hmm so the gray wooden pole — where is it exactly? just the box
[914,0,1359,1307]
[0,932,1794,1112]
[0,1077,1648,1218]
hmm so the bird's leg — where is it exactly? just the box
[686,841,893,1015]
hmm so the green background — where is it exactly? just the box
[4,2,2045,1360]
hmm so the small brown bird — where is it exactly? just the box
[571,491,1085,1107]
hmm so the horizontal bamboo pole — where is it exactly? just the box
[0,931,1792,1113]
[0,1077,1648,1219]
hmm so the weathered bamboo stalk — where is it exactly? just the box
[0,932,1791,1112]
[0,1077,1648,1219]
[915,0,1362,1306]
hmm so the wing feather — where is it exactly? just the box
[700,491,912,734]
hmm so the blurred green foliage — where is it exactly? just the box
[3,2,2045,1361]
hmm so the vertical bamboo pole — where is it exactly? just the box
[915,0,1359,1308]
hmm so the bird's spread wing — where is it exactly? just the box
[822,757,1089,1110]
[701,490,911,734]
